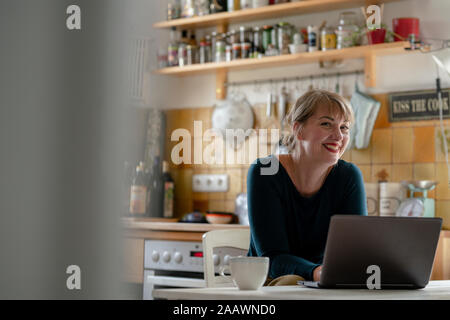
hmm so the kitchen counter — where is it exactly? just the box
[122,217,249,241]
[122,218,249,284]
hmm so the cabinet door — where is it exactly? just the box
[123,237,144,283]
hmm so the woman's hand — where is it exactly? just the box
[313,265,322,282]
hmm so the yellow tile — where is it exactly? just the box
[391,164,413,182]
[371,94,390,129]
[413,163,435,181]
[371,165,392,182]
[341,149,351,162]
[392,127,413,163]
[174,108,195,133]
[351,147,371,165]
[192,192,208,201]
[435,127,450,162]
[371,129,392,164]
[413,126,435,163]
[208,200,226,212]
[226,168,243,199]
[436,201,450,230]
[436,163,450,200]
[357,164,372,183]
[225,200,236,213]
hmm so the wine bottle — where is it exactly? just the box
[162,161,175,218]
[129,161,147,216]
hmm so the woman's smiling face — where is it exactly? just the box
[295,103,350,164]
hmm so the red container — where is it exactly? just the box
[367,28,386,44]
[392,17,419,41]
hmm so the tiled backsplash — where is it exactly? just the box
[164,94,450,229]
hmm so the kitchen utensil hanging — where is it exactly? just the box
[211,83,254,150]
[348,79,381,150]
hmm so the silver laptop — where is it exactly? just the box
[298,215,442,289]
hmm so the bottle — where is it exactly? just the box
[162,161,175,218]
[129,161,148,216]
[168,27,179,67]
[148,156,164,217]
[335,11,358,49]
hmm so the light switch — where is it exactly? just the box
[192,174,229,192]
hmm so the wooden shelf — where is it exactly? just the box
[154,0,403,29]
[154,42,410,93]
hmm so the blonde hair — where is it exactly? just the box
[282,89,354,153]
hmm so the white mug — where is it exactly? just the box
[220,256,269,290]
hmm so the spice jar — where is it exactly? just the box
[215,39,226,62]
[277,22,292,55]
[262,25,273,52]
[239,26,252,44]
[232,43,242,59]
[252,26,264,57]
[335,11,358,49]
[199,40,210,64]
[320,26,337,51]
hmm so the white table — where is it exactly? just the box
[153,280,450,300]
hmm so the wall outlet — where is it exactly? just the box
[192,174,229,192]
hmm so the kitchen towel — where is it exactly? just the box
[349,85,381,149]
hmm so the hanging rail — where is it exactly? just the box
[224,70,364,87]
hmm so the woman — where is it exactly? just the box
[247,89,367,286]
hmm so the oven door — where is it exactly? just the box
[143,270,205,300]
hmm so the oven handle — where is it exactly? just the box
[146,275,206,288]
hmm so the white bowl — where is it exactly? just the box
[206,214,233,224]
[289,44,308,54]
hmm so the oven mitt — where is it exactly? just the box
[349,85,381,149]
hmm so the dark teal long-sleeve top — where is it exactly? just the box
[247,155,367,281]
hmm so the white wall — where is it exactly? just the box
[138,0,450,110]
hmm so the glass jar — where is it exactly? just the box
[178,43,187,66]
[199,40,210,64]
[186,45,197,65]
[239,26,252,44]
[240,0,252,9]
[241,42,251,58]
[232,43,242,60]
[196,0,210,16]
[252,26,264,57]
[181,0,195,18]
[335,11,358,49]
[262,25,273,51]
[228,29,238,44]
[277,22,292,55]
[215,39,226,62]
[252,0,268,8]
[211,32,217,63]
[167,0,181,20]
[271,24,278,51]
[225,45,232,62]
[227,0,240,11]
[320,26,337,51]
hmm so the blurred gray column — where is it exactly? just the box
[0,0,139,299]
